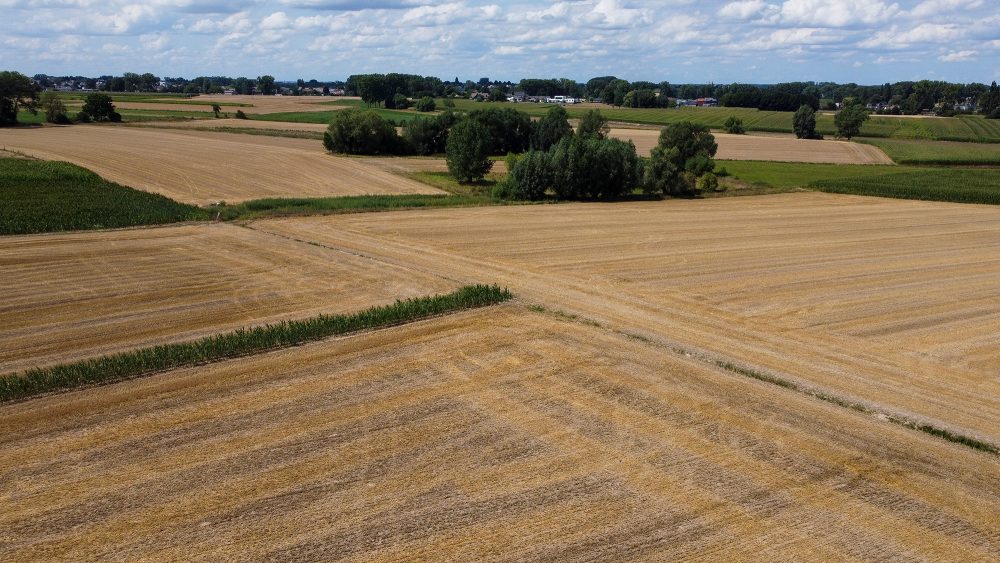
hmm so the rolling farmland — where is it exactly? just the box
[2,306,997,560]
[0,126,444,203]
[0,223,455,373]
[256,194,1000,441]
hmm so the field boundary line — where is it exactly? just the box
[526,304,1000,456]
[0,285,512,404]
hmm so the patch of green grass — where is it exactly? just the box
[717,160,911,189]
[253,108,417,125]
[405,170,499,196]
[857,138,1000,165]
[812,168,1000,205]
[0,157,206,234]
[211,193,498,220]
[0,284,514,403]
[13,110,46,124]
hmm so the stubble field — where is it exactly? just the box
[256,193,1000,441]
[610,129,894,164]
[2,305,997,560]
[0,126,443,204]
[0,223,454,373]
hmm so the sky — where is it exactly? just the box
[1,0,998,85]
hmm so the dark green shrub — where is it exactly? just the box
[468,107,533,154]
[446,118,493,183]
[576,109,609,140]
[643,121,717,196]
[531,105,572,151]
[415,96,436,112]
[324,107,401,155]
[505,150,553,200]
[81,93,117,122]
[723,116,745,134]
[549,135,641,200]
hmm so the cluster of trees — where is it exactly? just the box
[346,73,450,107]
[517,78,584,98]
[792,100,870,140]
[498,112,719,201]
[0,71,38,125]
[718,83,819,112]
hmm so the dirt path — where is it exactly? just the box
[610,129,894,164]
[2,305,997,560]
[0,126,444,204]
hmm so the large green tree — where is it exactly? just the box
[793,104,819,139]
[446,118,493,183]
[0,71,39,125]
[80,93,120,122]
[643,121,717,196]
[982,81,1000,118]
[257,75,276,95]
[576,109,609,140]
[835,103,870,140]
[531,105,572,151]
[39,91,70,124]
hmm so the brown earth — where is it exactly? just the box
[1,305,997,560]
[255,193,1000,441]
[610,129,894,164]
[0,126,444,204]
[0,223,455,373]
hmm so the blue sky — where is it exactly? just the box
[2,0,998,84]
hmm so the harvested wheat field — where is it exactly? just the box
[0,223,454,373]
[136,118,329,133]
[0,126,443,204]
[256,193,1000,442]
[1,306,997,560]
[610,129,893,164]
[107,94,345,115]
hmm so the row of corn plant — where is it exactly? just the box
[0,284,513,403]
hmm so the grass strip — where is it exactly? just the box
[0,284,513,403]
[0,157,207,235]
[211,193,498,220]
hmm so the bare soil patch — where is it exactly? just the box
[1,306,996,560]
[0,223,455,373]
[611,129,894,164]
[0,126,444,204]
[256,193,1000,440]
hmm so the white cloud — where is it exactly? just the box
[717,0,772,21]
[939,50,976,62]
[780,0,900,27]
[910,0,982,19]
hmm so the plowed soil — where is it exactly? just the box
[0,223,454,373]
[0,126,443,204]
[256,193,1000,441]
[610,129,894,164]
[2,306,997,560]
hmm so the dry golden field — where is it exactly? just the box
[0,126,443,204]
[111,94,346,114]
[0,223,455,373]
[610,129,894,164]
[136,117,328,132]
[2,305,997,561]
[256,193,1000,441]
